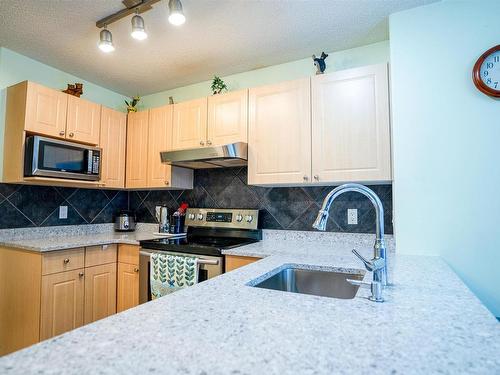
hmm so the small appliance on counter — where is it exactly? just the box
[114,210,136,232]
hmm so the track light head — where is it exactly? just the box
[131,13,147,40]
[168,0,185,26]
[98,27,115,53]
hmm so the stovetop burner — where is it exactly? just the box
[139,208,262,257]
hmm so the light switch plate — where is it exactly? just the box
[59,206,68,219]
[347,209,358,225]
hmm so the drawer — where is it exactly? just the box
[118,244,140,266]
[85,244,117,268]
[42,248,85,275]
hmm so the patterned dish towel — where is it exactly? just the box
[150,253,198,299]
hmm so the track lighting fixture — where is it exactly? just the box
[131,11,147,40]
[168,0,185,26]
[96,0,186,51]
[98,26,115,53]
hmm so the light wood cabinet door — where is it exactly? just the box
[40,269,84,340]
[117,262,139,313]
[24,82,67,138]
[84,263,117,324]
[100,107,127,188]
[66,95,101,145]
[172,97,208,150]
[148,104,173,188]
[207,89,248,146]
[225,255,261,272]
[248,78,311,185]
[312,64,391,183]
[126,110,149,188]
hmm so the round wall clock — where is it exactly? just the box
[472,44,500,98]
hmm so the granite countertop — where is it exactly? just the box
[1,230,499,374]
[0,223,160,252]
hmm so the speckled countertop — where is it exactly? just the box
[0,223,160,251]
[1,230,499,374]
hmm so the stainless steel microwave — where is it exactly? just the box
[24,136,101,181]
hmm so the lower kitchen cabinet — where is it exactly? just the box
[117,262,139,313]
[225,255,261,272]
[40,269,85,341]
[117,244,140,313]
[84,263,117,324]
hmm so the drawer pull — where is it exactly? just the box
[79,272,84,278]
[63,258,70,264]
[134,267,139,273]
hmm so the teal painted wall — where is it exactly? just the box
[0,47,126,178]
[390,0,500,316]
[141,41,389,109]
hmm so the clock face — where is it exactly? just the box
[473,45,500,98]
[479,50,500,91]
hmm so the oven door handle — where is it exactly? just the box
[139,250,219,265]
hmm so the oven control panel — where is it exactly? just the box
[185,208,259,230]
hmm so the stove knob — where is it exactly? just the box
[188,213,195,220]
[245,215,253,223]
[236,214,243,222]
[197,213,204,220]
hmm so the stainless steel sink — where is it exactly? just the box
[251,266,365,299]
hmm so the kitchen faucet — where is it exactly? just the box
[313,183,388,300]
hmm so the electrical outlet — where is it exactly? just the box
[59,206,68,219]
[347,209,358,225]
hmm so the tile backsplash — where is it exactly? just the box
[0,168,392,234]
[0,184,128,229]
[130,167,393,234]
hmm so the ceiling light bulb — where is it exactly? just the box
[98,27,115,53]
[168,0,185,26]
[131,13,147,40]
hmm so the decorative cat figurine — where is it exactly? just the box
[312,52,329,74]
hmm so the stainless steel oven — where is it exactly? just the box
[24,135,101,181]
[138,249,223,304]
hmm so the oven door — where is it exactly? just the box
[24,135,101,181]
[139,249,224,304]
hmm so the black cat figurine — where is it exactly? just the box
[312,52,329,74]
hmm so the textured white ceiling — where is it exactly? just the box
[0,0,437,96]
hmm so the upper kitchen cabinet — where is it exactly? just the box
[100,107,127,188]
[171,97,208,150]
[248,78,311,185]
[126,110,150,188]
[23,81,68,138]
[311,64,391,182]
[66,95,101,145]
[207,89,248,146]
[126,108,193,189]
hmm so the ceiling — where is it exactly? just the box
[0,0,437,96]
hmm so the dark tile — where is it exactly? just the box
[134,203,156,223]
[129,191,144,212]
[102,189,119,200]
[110,191,129,212]
[54,187,78,200]
[258,209,283,230]
[9,186,65,225]
[142,190,179,219]
[262,187,314,228]
[236,167,271,201]
[213,177,260,209]
[288,203,329,231]
[91,204,115,224]
[0,200,34,229]
[67,189,110,223]
[194,168,236,198]
[178,185,217,209]
[302,186,335,203]
[42,205,87,226]
[0,184,22,199]
[135,190,150,201]
[168,189,184,202]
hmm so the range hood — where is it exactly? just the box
[160,142,247,169]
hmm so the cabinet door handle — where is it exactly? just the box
[303,176,309,181]
[199,140,205,146]
[207,140,212,145]
[63,258,70,264]
[314,175,319,181]
[165,181,170,186]
[59,131,65,136]
[134,267,139,273]
[79,272,84,278]
[69,132,74,137]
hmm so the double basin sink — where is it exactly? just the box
[251,265,365,299]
